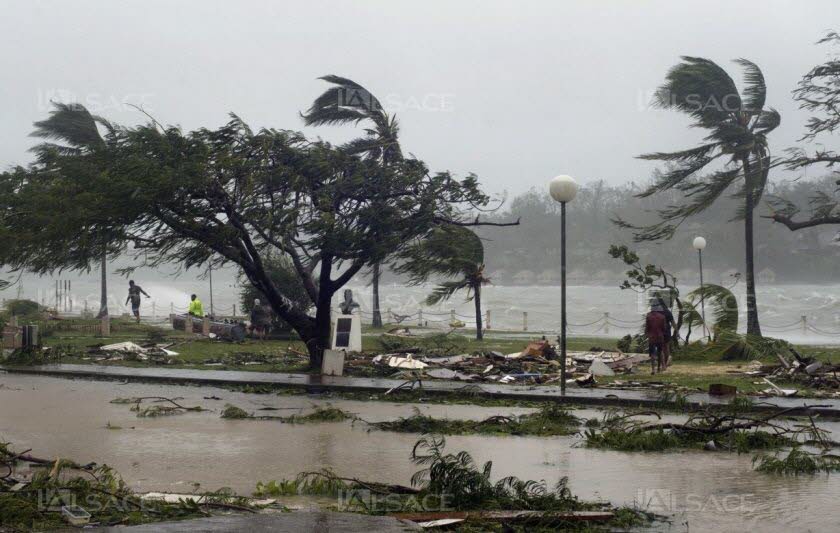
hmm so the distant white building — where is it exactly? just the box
[513,270,535,285]
[758,268,776,284]
[538,269,559,284]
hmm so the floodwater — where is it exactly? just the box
[2,373,840,532]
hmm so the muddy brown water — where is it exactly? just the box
[1,373,839,532]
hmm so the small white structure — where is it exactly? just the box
[331,314,362,352]
[321,349,346,376]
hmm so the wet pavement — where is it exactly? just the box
[86,513,420,532]
[4,363,840,416]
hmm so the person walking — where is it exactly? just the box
[645,305,667,375]
[125,280,150,323]
[188,294,204,317]
[655,297,678,369]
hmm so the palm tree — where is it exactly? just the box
[394,226,489,340]
[302,76,402,328]
[617,57,780,336]
[30,102,115,318]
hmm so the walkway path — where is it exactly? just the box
[86,512,420,532]
[4,363,839,416]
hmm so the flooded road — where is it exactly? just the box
[1,373,839,532]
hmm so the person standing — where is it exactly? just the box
[125,280,150,323]
[249,298,271,340]
[188,294,204,317]
[645,305,667,375]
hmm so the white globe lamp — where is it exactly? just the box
[693,236,707,251]
[549,175,579,204]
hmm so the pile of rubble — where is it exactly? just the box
[368,339,649,387]
[730,349,840,397]
[83,341,180,363]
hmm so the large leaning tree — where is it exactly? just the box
[302,76,403,329]
[1,114,512,367]
[769,31,840,231]
[615,57,780,337]
[0,103,124,317]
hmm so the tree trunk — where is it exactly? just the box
[371,263,383,328]
[474,283,483,341]
[309,292,333,369]
[743,162,762,337]
[96,252,108,318]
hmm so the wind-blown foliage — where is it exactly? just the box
[770,31,840,232]
[0,103,124,317]
[394,225,490,339]
[302,75,403,328]
[616,57,780,337]
[688,283,738,337]
[0,113,501,367]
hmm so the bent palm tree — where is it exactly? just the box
[31,103,114,317]
[395,226,489,340]
[302,76,402,328]
[617,57,780,336]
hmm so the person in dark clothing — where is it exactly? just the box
[656,297,678,369]
[249,298,271,340]
[125,280,150,323]
[645,308,667,374]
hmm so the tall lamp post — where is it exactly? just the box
[549,175,579,394]
[693,236,709,341]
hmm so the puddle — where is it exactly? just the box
[1,373,839,532]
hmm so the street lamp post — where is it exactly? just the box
[693,236,709,341]
[549,175,579,394]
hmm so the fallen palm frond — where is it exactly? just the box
[753,448,840,475]
[584,401,834,453]
[370,404,579,437]
[252,435,651,527]
[111,396,206,417]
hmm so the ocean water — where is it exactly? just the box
[8,274,840,345]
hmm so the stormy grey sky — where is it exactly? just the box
[1,0,837,197]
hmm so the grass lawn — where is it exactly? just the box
[15,317,840,397]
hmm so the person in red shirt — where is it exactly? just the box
[645,308,667,374]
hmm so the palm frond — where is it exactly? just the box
[426,280,470,305]
[30,102,104,150]
[689,283,738,333]
[653,56,741,127]
[734,58,767,113]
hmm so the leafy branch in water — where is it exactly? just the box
[0,442,250,531]
[584,401,833,453]
[110,397,206,417]
[371,404,579,437]
[753,448,840,475]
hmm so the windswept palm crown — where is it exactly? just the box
[625,57,780,239]
[394,225,489,339]
[618,57,779,337]
[301,75,402,164]
[30,102,117,317]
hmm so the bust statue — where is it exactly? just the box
[339,289,360,315]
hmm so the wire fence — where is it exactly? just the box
[13,300,840,339]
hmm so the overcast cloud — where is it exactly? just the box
[1,0,837,197]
